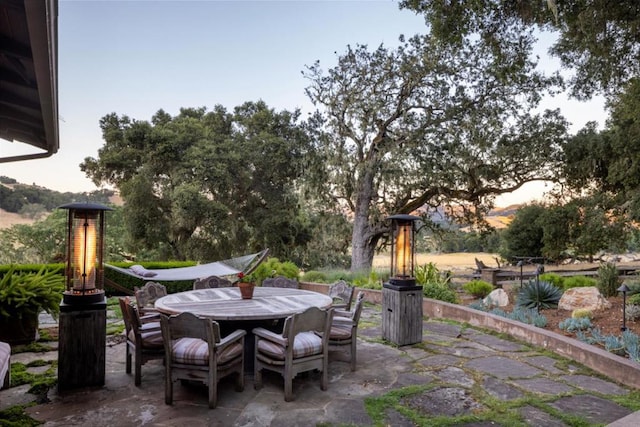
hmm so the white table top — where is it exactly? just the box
[154,286,333,321]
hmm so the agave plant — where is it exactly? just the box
[516,280,563,311]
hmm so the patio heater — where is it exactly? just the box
[382,214,423,346]
[58,202,112,391]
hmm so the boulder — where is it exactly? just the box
[558,287,611,311]
[483,288,509,308]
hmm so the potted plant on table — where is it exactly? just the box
[236,272,256,299]
[0,265,64,345]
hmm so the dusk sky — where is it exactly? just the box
[1,0,606,206]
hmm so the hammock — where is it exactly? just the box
[105,249,269,282]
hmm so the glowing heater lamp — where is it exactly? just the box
[382,214,423,346]
[58,202,112,390]
[60,202,112,304]
[388,214,420,288]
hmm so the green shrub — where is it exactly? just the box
[627,293,640,306]
[571,308,593,319]
[539,273,564,289]
[597,262,621,297]
[415,262,452,287]
[0,265,64,320]
[559,317,593,332]
[422,283,459,304]
[351,270,383,289]
[462,280,494,298]
[489,307,548,327]
[250,257,300,285]
[625,304,640,321]
[563,275,597,290]
[516,280,563,311]
[623,280,640,295]
[300,270,328,283]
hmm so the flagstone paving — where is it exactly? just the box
[1,304,639,426]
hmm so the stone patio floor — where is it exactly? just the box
[1,303,640,426]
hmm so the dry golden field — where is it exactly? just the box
[0,209,35,229]
[373,252,500,273]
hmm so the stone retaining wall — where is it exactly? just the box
[300,282,640,390]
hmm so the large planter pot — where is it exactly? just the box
[0,313,40,345]
[238,282,255,299]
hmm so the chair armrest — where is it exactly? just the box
[139,322,161,333]
[252,327,288,346]
[217,329,246,351]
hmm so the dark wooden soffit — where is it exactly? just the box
[0,0,59,163]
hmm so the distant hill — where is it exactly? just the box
[0,176,519,230]
[0,176,119,229]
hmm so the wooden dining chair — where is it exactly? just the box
[134,281,167,321]
[253,306,333,401]
[193,275,233,290]
[328,292,365,371]
[119,297,165,386]
[160,312,246,409]
[262,276,298,289]
[328,280,355,311]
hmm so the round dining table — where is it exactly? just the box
[154,286,334,375]
[154,286,333,320]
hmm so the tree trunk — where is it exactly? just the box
[350,167,377,272]
[351,214,375,272]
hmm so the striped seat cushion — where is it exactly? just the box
[171,337,242,366]
[257,331,322,360]
[329,324,352,340]
[128,322,163,348]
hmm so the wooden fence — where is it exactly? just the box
[457,265,640,287]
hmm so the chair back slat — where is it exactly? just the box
[351,292,365,324]
[328,280,354,310]
[284,306,332,338]
[135,282,167,309]
[193,276,233,290]
[162,312,213,342]
[262,276,298,289]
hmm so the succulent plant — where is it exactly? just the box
[515,280,563,311]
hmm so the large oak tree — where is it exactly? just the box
[81,102,313,262]
[303,30,568,271]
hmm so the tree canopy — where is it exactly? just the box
[303,29,568,270]
[81,102,314,262]
[401,0,640,100]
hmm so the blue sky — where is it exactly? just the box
[1,0,606,206]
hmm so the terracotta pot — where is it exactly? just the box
[238,282,255,299]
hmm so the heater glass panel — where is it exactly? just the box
[70,213,98,292]
[392,223,413,278]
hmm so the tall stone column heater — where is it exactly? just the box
[382,214,423,346]
[57,202,112,391]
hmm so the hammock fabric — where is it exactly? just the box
[105,249,269,282]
